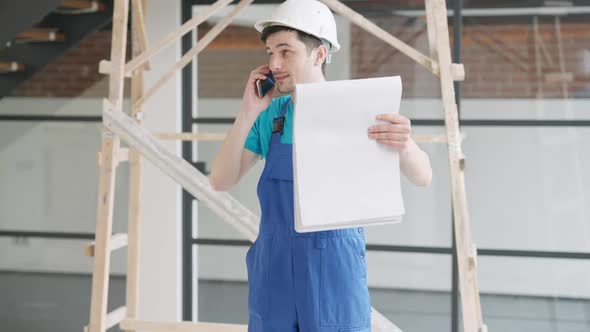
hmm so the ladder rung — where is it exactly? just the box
[84,306,127,332]
[106,306,127,330]
[120,319,248,332]
[99,60,134,77]
[0,62,25,73]
[118,148,129,162]
[17,28,65,43]
[97,148,130,166]
[469,245,478,268]
[84,233,128,257]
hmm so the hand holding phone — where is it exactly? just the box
[255,72,276,98]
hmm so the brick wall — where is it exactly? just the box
[352,17,590,98]
[13,30,132,98]
[11,17,590,98]
[197,23,267,98]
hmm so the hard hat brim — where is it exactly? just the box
[254,19,341,53]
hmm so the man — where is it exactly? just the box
[209,0,432,331]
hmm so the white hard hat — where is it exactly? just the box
[254,0,340,53]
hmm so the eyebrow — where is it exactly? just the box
[266,43,293,50]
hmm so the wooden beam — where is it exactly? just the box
[120,319,247,332]
[87,1,129,331]
[536,29,555,69]
[99,60,133,77]
[554,16,569,99]
[107,0,130,109]
[84,233,128,257]
[106,306,127,330]
[97,148,129,166]
[131,0,150,70]
[533,16,544,98]
[121,315,403,332]
[125,147,142,329]
[320,0,437,76]
[156,132,227,141]
[126,8,146,325]
[85,307,128,332]
[124,0,234,75]
[425,0,438,61]
[118,148,129,162]
[103,102,259,242]
[431,1,485,331]
[88,132,121,332]
[451,64,465,82]
[133,0,254,110]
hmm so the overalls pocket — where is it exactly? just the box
[246,237,273,318]
[268,154,293,181]
[319,236,371,328]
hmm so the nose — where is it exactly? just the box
[269,54,282,72]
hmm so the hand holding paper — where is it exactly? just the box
[368,113,412,151]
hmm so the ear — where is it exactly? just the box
[315,45,328,66]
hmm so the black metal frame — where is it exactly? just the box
[192,117,590,127]
[181,0,194,321]
[0,115,102,122]
[0,231,95,240]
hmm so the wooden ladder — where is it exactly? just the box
[85,1,147,331]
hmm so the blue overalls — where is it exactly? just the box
[246,101,372,332]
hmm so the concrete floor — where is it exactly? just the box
[0,272,588,332]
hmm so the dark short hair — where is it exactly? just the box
[260,25,327,74]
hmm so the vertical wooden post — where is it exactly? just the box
[554,16,568,99]
[424,0,438,61]
[533,16,544,99]
[88,1,130,332]
[125,0,146,331]
[430,1,485,331]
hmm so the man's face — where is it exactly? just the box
[265,30,317,94]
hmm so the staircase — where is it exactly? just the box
[0,0,113,98]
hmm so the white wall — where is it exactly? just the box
[0,98,131,274]
[138,0,182,322]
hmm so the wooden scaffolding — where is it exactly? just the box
[86,0,487,331]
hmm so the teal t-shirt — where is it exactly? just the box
[244,95,294,159]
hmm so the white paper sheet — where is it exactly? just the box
[293,76,405,232]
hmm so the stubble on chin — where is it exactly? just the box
[278,82,295,95]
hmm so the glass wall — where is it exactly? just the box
[188,1,590,332]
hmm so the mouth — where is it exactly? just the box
[273,74,289,83]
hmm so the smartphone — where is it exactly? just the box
[255,72,276,98]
